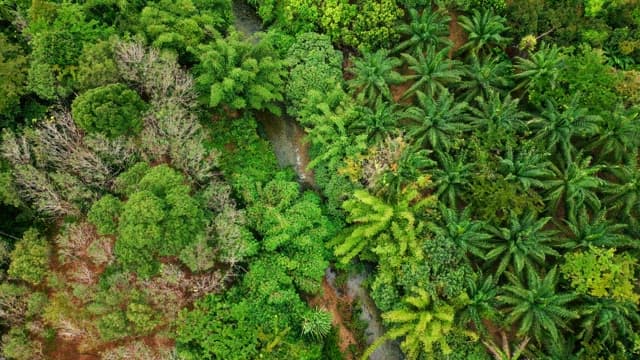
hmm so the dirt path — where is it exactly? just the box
[448,10,467,57]
[309,277,358,359]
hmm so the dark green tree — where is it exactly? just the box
[393,8,451,56]
[401,46,463,98]
[71,83,147,138]
[499,267,579,345]
[347,49,403,105]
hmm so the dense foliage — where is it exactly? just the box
[1,0,639,359]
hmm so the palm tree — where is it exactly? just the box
[497,147,554,191]
[364,288,456,358]
[499,267,579,344]
[432,151,473,208]
[457,10,511,57]
[429,205,492,262]
[485,212,560,278]
[332,178,434,264]
[404,89,469,152]
[393,8,451,56]
[348,49,404,106]
[546,153,606,222]
[482,331,531,360]
[470,91,528,149]
[563,207,635,249]
[588,104,640,164]
[513,43,564,96]
[458,273,499,335]
[605,162,640,221]
[458,55,513,103]
[377,143,435,201]
[401,46,463,98]
[528,94,601,163]
[578,297,640,347]
[351,99,403,144]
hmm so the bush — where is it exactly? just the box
[1,326,43,360]
[8,228,50,285]
[71,83,147,138]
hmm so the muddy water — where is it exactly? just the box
[326,268,404,360]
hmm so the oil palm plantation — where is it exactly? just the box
[485,212,560,279]
[458,55,513,103]
[497,147,554,191]
[429,205,492,263]
[605,161,640,221]
[563,207,635,249]
[528,94,601,163]
[499,267,579,345]
[457,273,499,336]
[457,9,511,57]
[432,151,473,208]
[470,91,528,149]
[513,43,564,99]
[588,104,640,164]
[351,99,404,144]
[404,89,469,152]
[393,8,451,56]
[546,153,606,222]
[348,49,404,106]
[401,46,463,98]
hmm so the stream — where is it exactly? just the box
[232,3,402,359]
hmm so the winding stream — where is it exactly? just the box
[232,3,402,359]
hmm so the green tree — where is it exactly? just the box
[26,2,111,100]
[499,267,579,344]
[458,274,498,336]
[546,154,606,221]
[138,0,231,63]
[71,83,147,138]
[458,55,513,103]
[606,162,640,221]
[561,246,639,304]
[485,212,559,278]
[89,164,207,278]
[457,10,511,56]
[405,89,469,153]
[563,207,635,249]
[7,228,50,285]
[588,105,640,164]
[285,32,343,117]
[431,152,473,208]
[513,43,565,103]
[578,297,640,348]
[194,32,287,115]
[351,100,403,144]
[529,95,601,162]
[301,308,332,340]
[469,91,528,149]
[0,33,27,124]
[347,49,403,105]
[497,147,553,191]
[401,46,463,98]
[429,205,492,263]
[364,288,456,358]
[393,8,451,56]
[332,177,435,264]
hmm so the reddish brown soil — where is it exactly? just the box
[448,11,468,57]
[308,277,358,359]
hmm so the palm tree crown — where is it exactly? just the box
[348,49,404,105]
